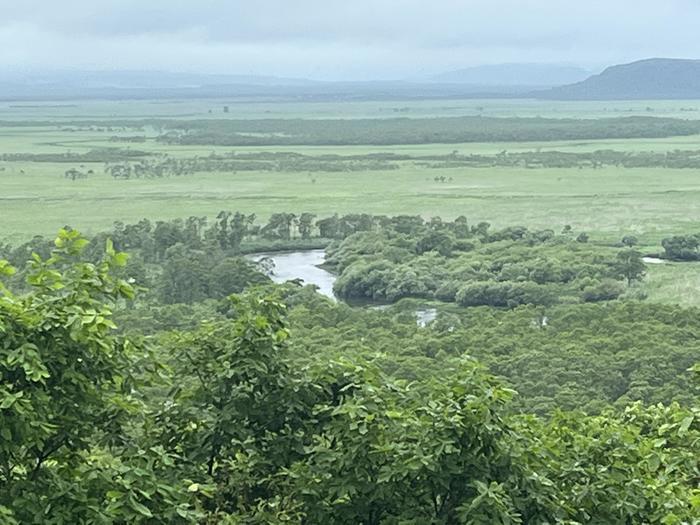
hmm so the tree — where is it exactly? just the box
[207,258,270,298]
[662,234,700,260]
[297,212,316,240]
[615,249,646,286]
[155,291,308,520]
[158,244,209,304]
[452,216,470,238]
[471,221,491,238]
[317,214,342,239]
[228,211,249,252]
[262,213,296,240]
[621,235,639,247]
[215,210,232,249]
[416,229,455,256]
[0,230,198,522]
[289,359,557,524]
[153,220,184,260]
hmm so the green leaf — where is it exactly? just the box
[678,415,694,435]
[127,494,153,517]
[113,252,130,267]
[0,260,15,277]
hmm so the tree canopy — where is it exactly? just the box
[1,231,698,523]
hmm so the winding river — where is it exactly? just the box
[248,249,337,299]
[247,251,673,328]
[248,250,440,326]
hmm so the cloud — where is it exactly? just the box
[2,0,700,79]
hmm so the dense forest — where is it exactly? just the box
[327,226,642,305]
[1,213,698,523]
[0,212,644,305]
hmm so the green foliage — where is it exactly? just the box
[0,230,199,522]
[155,115,700,146]
[329,225,637,306]
[662,234,700,261]
[615,249,647,286]
[1,233,697,523]
[518,402,700,523]
[286,297,699,414]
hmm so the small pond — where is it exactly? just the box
[642,257,667,264]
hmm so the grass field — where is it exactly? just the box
[5,127,700,156]
[641,262,700,306]
[4,163,700,245]
[2,97,700,121]
[3,124,700,243]
[3,97,700,304]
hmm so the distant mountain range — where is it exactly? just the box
[427,63,591,87]
[0,67,550,102]
[2,59,700,101]
[0,69,319,89]
[535,58,700,100]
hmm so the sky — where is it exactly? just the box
[2,0,700,80]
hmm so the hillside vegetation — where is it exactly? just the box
[0,230,698,523]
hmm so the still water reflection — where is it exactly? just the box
[248,249,336,299]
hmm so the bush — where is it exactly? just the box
[581,278,625,302]
[456,280,557,307]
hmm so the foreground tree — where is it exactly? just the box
[0,230,198,523]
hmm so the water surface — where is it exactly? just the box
[249,249,336,299]
[249,250,440,327]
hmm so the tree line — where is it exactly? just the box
[155,115,700,146]
[0,213,660,309]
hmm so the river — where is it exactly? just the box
[248,249,337,299]
[248,250,440,326]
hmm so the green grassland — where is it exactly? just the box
[641,262,700,306]
[3,163,700,243]
[3,128,700,243]
[3,98,700,304]
[2,97,700,121]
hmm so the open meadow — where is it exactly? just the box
[3,98,700,304]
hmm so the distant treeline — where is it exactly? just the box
[421,148,700,170]
[156,116,700,146]
[102,152,398,178]
[14,149,700,182]
[102,149,700,177]
[3,115,700,145]
[3,210,695,309]
[0,148,150,163]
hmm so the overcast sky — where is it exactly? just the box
[2,0,700,80]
